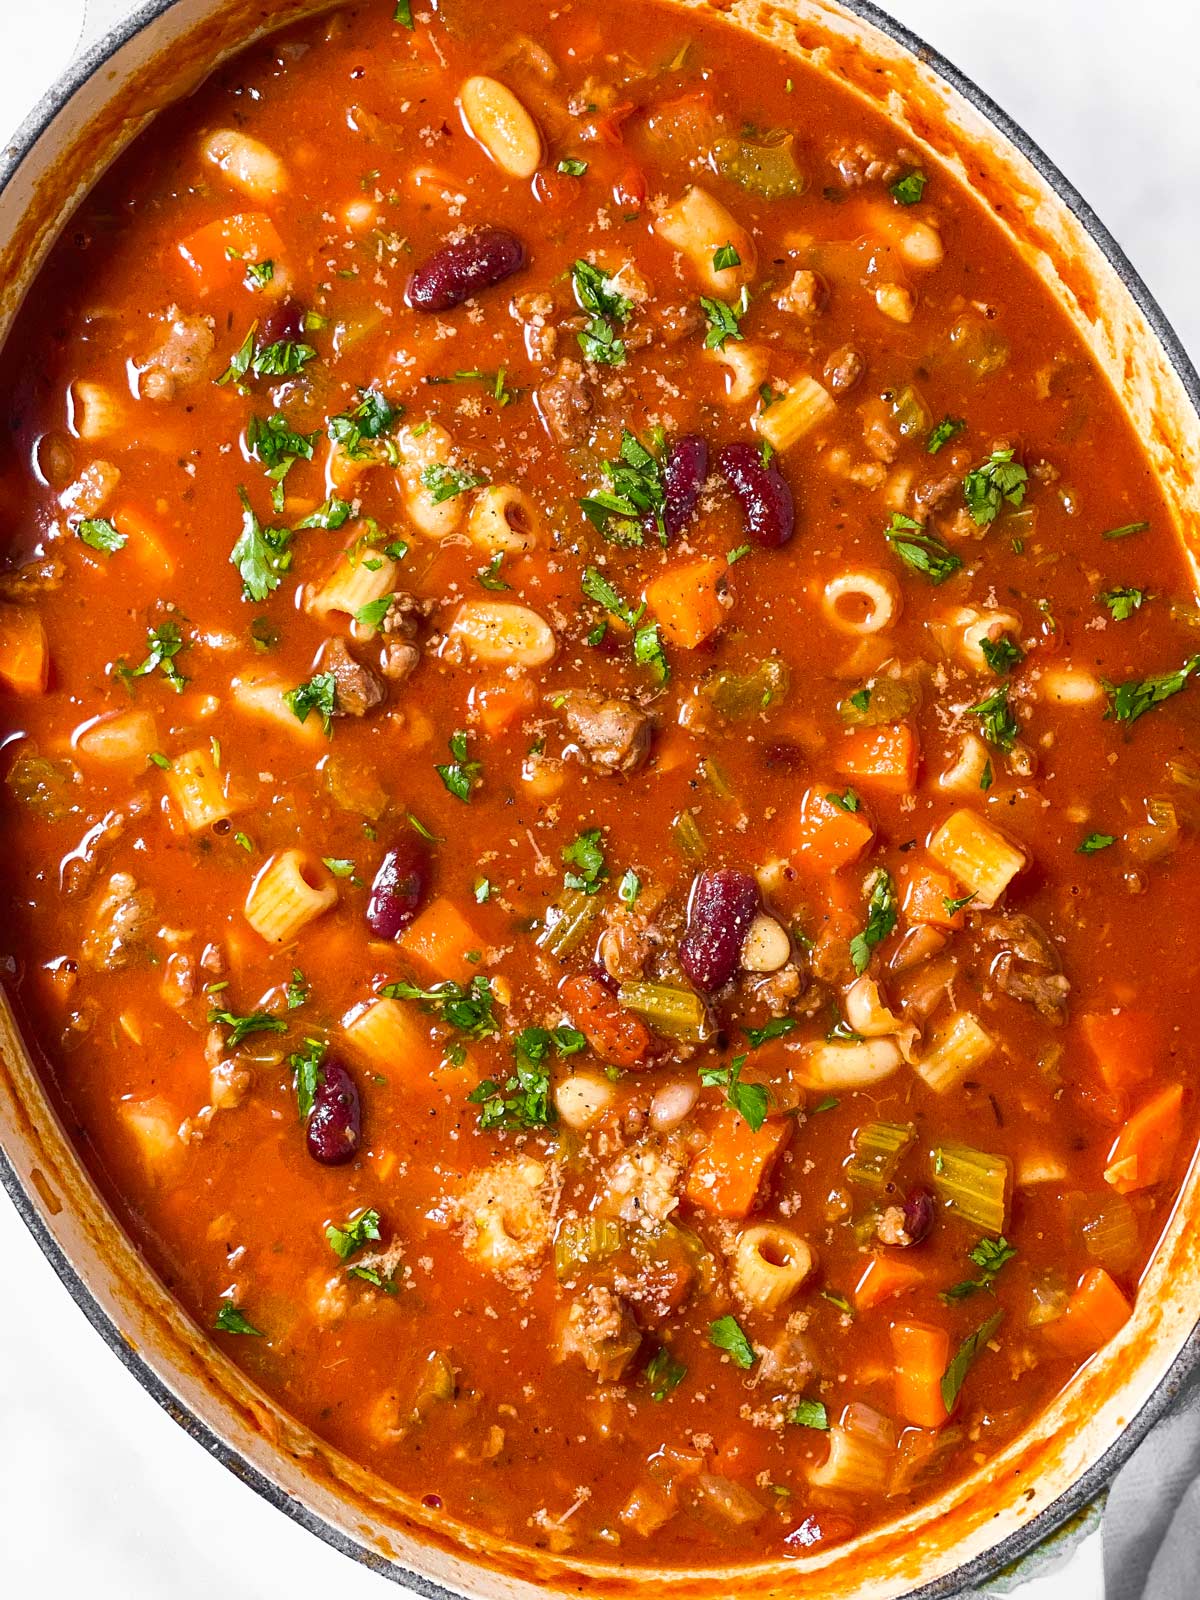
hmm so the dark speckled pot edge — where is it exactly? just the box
[2,2,1199,1595]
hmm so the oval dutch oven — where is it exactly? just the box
[2,2,1199,1596]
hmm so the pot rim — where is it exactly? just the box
[2,2,1198,1596]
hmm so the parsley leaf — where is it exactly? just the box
[825,788,860,812]
[381,976,498,1043]
[745,1016,797,1049]
[709,1314,756,1369]
[247,412,316,511]
[849,867,897,974]
[558,156,588,177]
[393,0,414,26]
[578,315,626,366]
[941,1236,1017,1302]
[115,621,188,693]
[970,686,1020,752]
[571,259,631,366]
[328,388,401,460]
[77,516,126,554]
[579,429,665,544]
[295,495,352,531]
[1077,831,1116,855]
[562,828,607,895]
[941,1309,1003,1412]
[421,463,485,504]
[208,1008,287,1047]
[618,868,641,906]
[286,970,309,1009]
[943,890,978,917]
[789,1399,829,1430]
[927,416,965,454]
[713,242,742,271]
[355,595,394,631]
[231,486,293,601]
[467,1024,585,1130]
[435,728,481,802]
[217,321,316,387]
[214,1305,263,1336]
[633,620,670,684]
[963,449,1028,527]
[890,169,927,205]
[701,286,749,350]
[884,512,962,584]
[326,1208,382,1260]
[284,672,337,735]
[979,633,1023,676]
[581,565,644,630]
[290,1038,327,1119]
[699,1053,768,1131]
[1099,586,1147,621]
[1104,656,1200,724]
[645,1346,687,1400]
[476,553,510,591]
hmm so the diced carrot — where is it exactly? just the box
[854,1254,925,1312]
[890,1320,950,1428]
[560,974,649,1068]
[0,605,48,694]
[902,864,967,930]
[176,212,285,293]
[1044,1266,1132,1356]
[789,786,875,873]
[644,557,728,649]
[110,502,176,582]
[835,723,919,794]
[1080,1010,1160,1094]
[683,1110,791,1218]
[1104,1083,1183,1194]
[398,896,483,984]
[470,676,536,737]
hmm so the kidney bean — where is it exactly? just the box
[658,434,709,541]
[901,1186,935,1245]
[366,835,430,940]
[678,868,760,992]
[561,973,649,1068]
[306,1059,361,1166]
[259,297,307,346]
[716,441,795,548]
[405,227,526,313]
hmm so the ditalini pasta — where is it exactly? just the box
[0,0,1190,1574]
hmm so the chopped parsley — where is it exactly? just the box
[231,487,293,601]
[581,565,643,630]
[745,1016,797,1049]
[381,976,498,1046]
[941,1236,1017,1302]
[1104,656,1200,724]
[1099,586,1147,621]
[468,1025,585,1130]
[355,594,394,631]
[290,1038,327,1118]
[286,970,309,1009]
[1077,831,1116,855]
[393,0,413,26]
[571,259,631,366]
[633,620,670,684]
[284,671,337,735]
[709,1314,756,1369]
[476,553,510,591]
[941,1309,1003,1412]
[115,621,188,694]
[328,388,401,460]
[474,876,492,904]
[884,512,962,585]
[942,890,978,918]
[645,1346,687,1400]
[421,463,485,504]
[295,495,353,531]
[789,1399,829,1430]
[699,1053,768,1131]
[1102,520,1150,541]
[890,169,927,205]
[326,1208,382,1260]
[927,416,966,454]
[712,242,742,271]
[208,1008,287,1047]
[77,516,126,554]
[963,448,1028,527]
[700,285,749,350]
[426,367,517,407]
[618,868,641,907]
[321,857,356,878]
[970,686,1020,752]
[849,867,897,975]
[825,788,860,812]
[246,412,316,511]
[217,321,316,388]
[435,728,481,802]
[214,1305,262,1336]
[579,429,665,545]
[558,156,588,177]
[562,828,607,895]
[979,633,1023,676]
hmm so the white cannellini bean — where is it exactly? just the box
[799,1036,902,1090]
[451,600,557,668]
[200,128,288,202]
[650,1080,699,1133]
[459,76,543,179]
[554,1072,614,1130]
[1041,664,1103,706]
[740,913,791,973]
[899,221,944,270]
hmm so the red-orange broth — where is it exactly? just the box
[0,0,1197,1568]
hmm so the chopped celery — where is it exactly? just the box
[700,756,738,807]
[1080,1194,1139,1274]
[672,809,707,862]
[554,1214,623,1279]
[618,980,712,1043]
[715,133,806,199]
[838,673,919,728]
[536,887,603,959]
[701,658,789,721]
[846,1121,915,1189]
[889,384,930,442]
[931,1142,1011,1235]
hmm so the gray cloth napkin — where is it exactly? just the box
[1104,1377,1200,1600]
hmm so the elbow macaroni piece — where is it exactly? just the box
[821,570,900,636]
[450,599,557,668]
[395,421,467,537]
[307,544,399,623]
[200,128,288,202]
[230,670,323,743]
[164,745,239,832]
[733,1222,813,1312]
[466,485,540,553]
[244,849,337,944]
[708,341,769,404]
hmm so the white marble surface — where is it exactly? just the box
[4,1,1196,1594]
